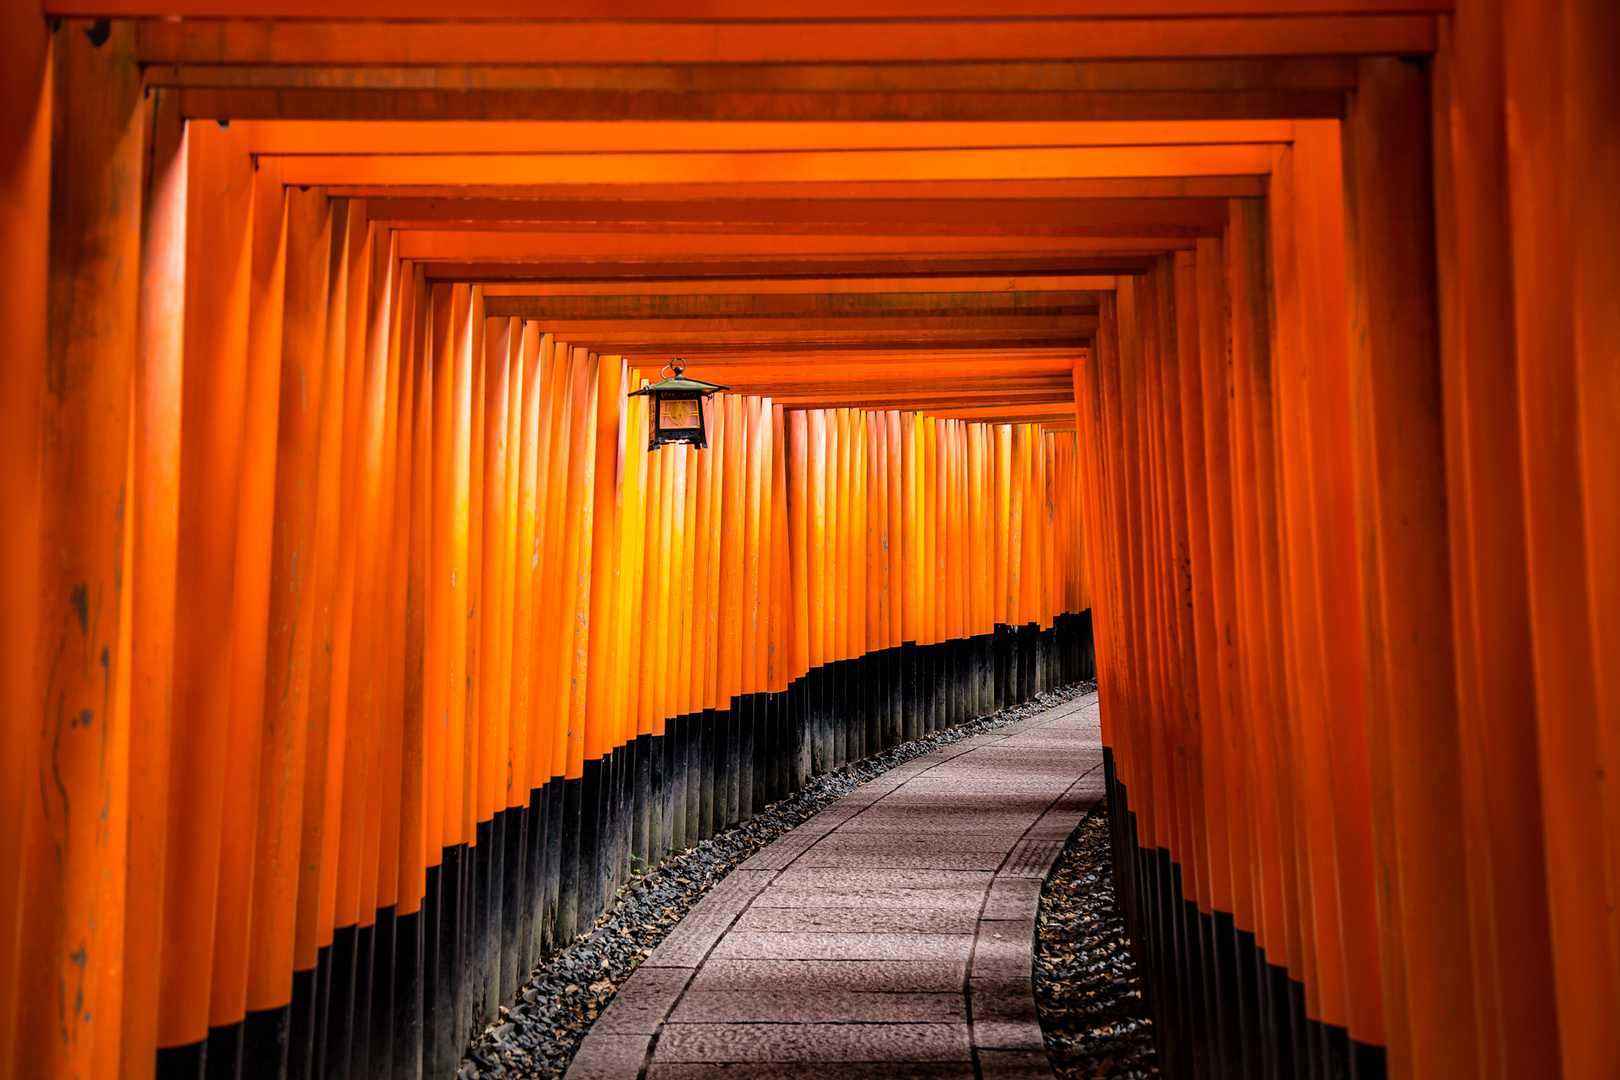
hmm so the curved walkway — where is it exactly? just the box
[566,691,1104,1080]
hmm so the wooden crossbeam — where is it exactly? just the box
[132,15,1435,64]
[631,372,1075,393]
[627,351,1083,372]
[927,403,1082,420]
[160,64,1351,97]
[384,220,1222,240]
[181,88,1346,122]
[331,177,1269,201]
[243,119,1299,154]
[485,314,1096,332]
[523,326,1093,344]
[623,353,1088,373]
[364,197,1229,230]
[480,275,1118,296]
[481,292,1100,320]
[565,334,1093,352]
[180,86,1354,122]
[277,145,1276,187]
[71,0,1453,17]
[419,256,1156,281]
[395,232,1193,260]
[764,395,1075,411]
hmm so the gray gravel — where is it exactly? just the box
[1035,800,1161,1079]
[458,682,1093,1080]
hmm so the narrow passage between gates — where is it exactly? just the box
[568,692,1103,1080]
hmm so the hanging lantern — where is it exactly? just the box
[630,359,728,450]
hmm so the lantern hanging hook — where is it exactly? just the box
[661,357,686,381]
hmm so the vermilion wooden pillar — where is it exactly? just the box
[1226,200,1296,999]
[12,19,144,1080]
[1500,0,1620,1074]
[155,114,256,1071]
[1342,56,1478,1080]
[1563,1,1620,1062]
[122,84,188,1080]
[1303,123,1385,1057]
[1429,6,1561,1075]
[245,186,332,1066]
[287,200,356,1079]
[0,12,50,1077]
[210,156,289,1060]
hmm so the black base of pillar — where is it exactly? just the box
[738,694,756,821]
[543,780,563,955]
[666,719,686,855]
[636,730,655,867]
[579,759,606,929]
[323,923,358,1080]
[155,1040,207,1080]
[555,775,583,946]
[724,702,741,827]
[1103,748,1387,1080]
[367,906,396,1079]
[286,959,321,1080]
[204,1022,241,1080]
[392,907,423,1080]
[500,807,525,1004]
[899,643,919,743]
[687,712,704,845]
[472,817,496,1025]
[788,680,809,789]
[698,707,717,839]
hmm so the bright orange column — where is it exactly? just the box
[213,160,290,1029]
[395,266,433,923]
[120,74,187,1080]
[1431,6,1559,1068]
[0,12,49,1072]
[510,323,544,812]
[11,21,141,1080]
[1343,59,1480,1077]
[157,117,256,1052]
[245,186,332,1023]
[1498,4,1620,1074]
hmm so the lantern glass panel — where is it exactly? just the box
[660,396,702,432]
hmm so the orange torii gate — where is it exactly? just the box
[2,4,1618,1080]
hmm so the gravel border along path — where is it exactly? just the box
[460,682,1093,1080]
[1034,807,1160,1079]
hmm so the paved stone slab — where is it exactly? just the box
[647,1063,976,1080]
[744,884,986,910]
[981,878,1045,921]
[688,959,968,994]
[1001,838,1070,878]
[669,988,967,1025]
[866,793,1058,812]
[568,1033,653,1080]
[791,847,1012,872]
[652,1022,971,1063]
[731,904,980,935]
[979,1049,1059,1079]
[834,813,1043,833]
[768,866,994,890]
[707,930,974,962]
[593,968,696,1034]
[971,974,1041,1025]
[810,831,1023,853]
[566,691,1101,1080]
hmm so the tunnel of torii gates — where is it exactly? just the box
[0,3,1617,1080]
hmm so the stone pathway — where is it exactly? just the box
[565,692,1104,1080]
